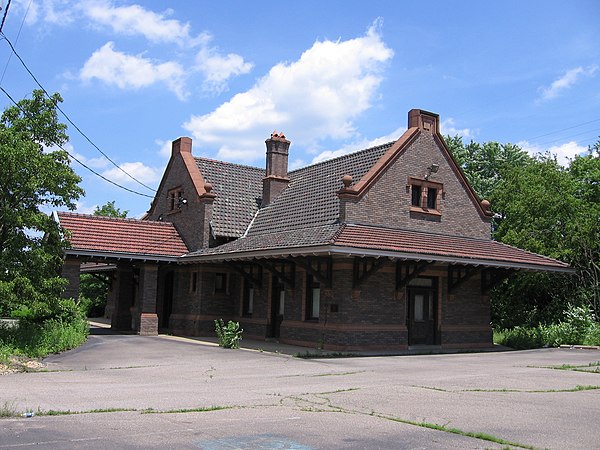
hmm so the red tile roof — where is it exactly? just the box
[57,212,188,259]
[333,224,572,271]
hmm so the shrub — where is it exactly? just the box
[583,324,600,346]
[214,319,243,349]
[494,326,543,350]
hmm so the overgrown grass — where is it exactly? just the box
[494,304,600,350]
[0,318,89,359]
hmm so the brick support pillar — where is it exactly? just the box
[112,264,134,331]
[61,258,81,300]
[138,264,159,336]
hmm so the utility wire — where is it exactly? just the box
[0,32,157,193]
[1,0,30,85]
[0,0,11,33]
[0,86,154,198]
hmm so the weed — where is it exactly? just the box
[0,401,19,418]
[141,406,231,414]
[214,319,243,349]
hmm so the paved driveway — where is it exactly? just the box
[1,325,599,449]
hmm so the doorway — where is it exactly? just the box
[407,278,437,345]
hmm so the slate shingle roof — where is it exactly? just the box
[195,158,264,238]
[247,142,393,235]
[57,212,188,258]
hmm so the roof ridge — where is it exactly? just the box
[194,156,264,172]
[57,211,171,226]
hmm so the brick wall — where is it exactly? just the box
[344,133,491,239]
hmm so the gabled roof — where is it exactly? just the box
[247,142,393,235]
[195,158,264,238]
[56,212,188,260]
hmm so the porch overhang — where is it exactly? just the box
[64,249,181,263]
[180,244,575,273]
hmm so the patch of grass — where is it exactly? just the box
[530,361,600,374]
[414,384,600,393]
[0,318,88,359]
[0,401,19,418]
[294,351,358,359]
[312,370,365,377]
[38,407,137,416]
[380,415,535,449]
[141,406,232,414]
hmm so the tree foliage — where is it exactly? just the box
[93,200,128,218]
[0,90,83,319]
[446,135,599,327]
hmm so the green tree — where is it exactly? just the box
[491,150,599,326]
[93,200,128,218]
[446,135,599,327]
[0,90,83,318]
[445,135,530,200]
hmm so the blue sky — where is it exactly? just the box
[2,0,599,217]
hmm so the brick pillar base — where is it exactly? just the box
[139,313,159,336]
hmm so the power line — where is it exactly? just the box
[0,0,12,34]
[0,86,154,198]
[0,32,157,193]
[0,0,29,85]
[524,118,600,142]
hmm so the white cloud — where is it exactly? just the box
[80,0,208,46]
[517,140,587,166]
[539,65,598,100]
[311,126,405,164]
[195,47,254,94]
[79,42,188,100]
[184,19,394,162]
[156,139,174,159]
[102,161,161,185]
[440,118,474,139]
[74,200,98,215]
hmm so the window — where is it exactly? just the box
[427,187,437,209]
[408,177,443,214]
[215,273,227,294]
[411,185,422,207]
[306,275,320,320]
[168,188,183,211]
[278,290,285,316]
[190,272,198,293]
[243,280,254,316]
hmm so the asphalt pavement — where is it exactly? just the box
[1,322,599,449]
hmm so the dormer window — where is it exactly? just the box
[408,177,443,215]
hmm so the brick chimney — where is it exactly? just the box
[408,109,440,134]
[262,131,290,207]
[171,136,192,155]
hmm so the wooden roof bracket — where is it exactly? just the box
[448,265,479,293]
[481,268,517,294]
[353,257,386,289]
[396,260,431,290]
[294,256,332,288]
[257,260,295,288]
[227,262,263,288]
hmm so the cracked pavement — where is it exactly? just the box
[1,326,599,449]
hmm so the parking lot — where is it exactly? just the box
[1,325,599,449]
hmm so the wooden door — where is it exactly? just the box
[408,288,435,345]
